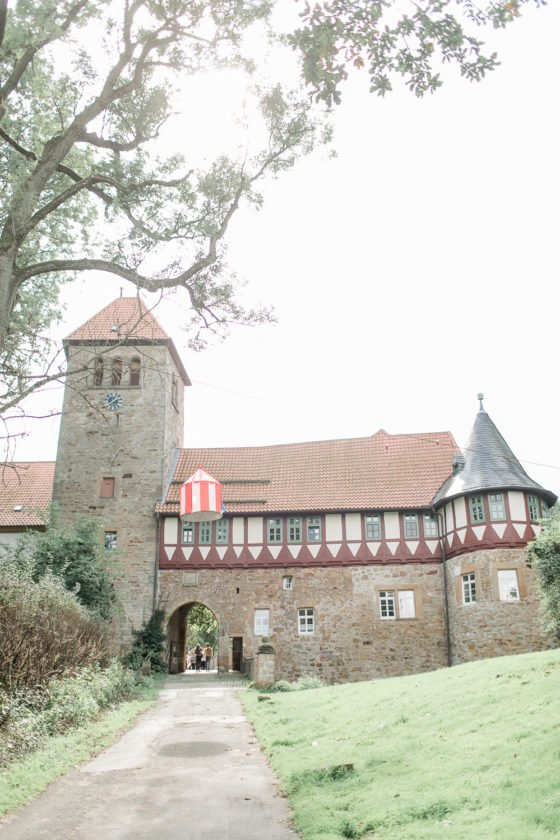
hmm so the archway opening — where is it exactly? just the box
[167,601,219,674]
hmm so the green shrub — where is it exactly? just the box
[0,661,139,767]
[124,610,167,672]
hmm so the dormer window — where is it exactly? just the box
[129,357,141,387]
[111,358,122,386]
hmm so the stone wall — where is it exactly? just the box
[445,547,556,664]
[158,562,448,683]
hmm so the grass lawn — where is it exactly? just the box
[242,649,560,839]
[0,675,164,819]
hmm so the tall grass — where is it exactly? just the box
[242,649,560,839]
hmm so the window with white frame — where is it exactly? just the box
[298,608,315,634]
[216,518,229,544]
[254,609,270,636]
[462,572,476,604]
[365,514,381,540]
[423,513,438,538]
[489,493,505,521]
[283,575,293,590]
[307,516,321,542]
[528,494,540,522]
[404,512,418,538]
[267,518,282,543]
[469,496,485,523]
[498,569,520,601]
[182,522,194,544]
[398,590,416,618]
[379,590,396,619]
[288,517,302,543]
[199,521,211,544]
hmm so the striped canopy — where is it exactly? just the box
[179,468,223,522]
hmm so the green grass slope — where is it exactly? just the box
[242,649,560,839]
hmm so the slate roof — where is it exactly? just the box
[157,429,460,515]
[64,297,191,385]
[432,406,557,507]
[0,462,55,528]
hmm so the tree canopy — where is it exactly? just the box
[527,507,560,637]
[0,0,538,427]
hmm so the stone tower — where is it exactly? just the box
[53,296,190,642]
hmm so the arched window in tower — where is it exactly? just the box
[93,356,104,387]
[171,374,178,410]
[111,358,123,386]
[129,357,141,387]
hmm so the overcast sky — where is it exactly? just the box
[10,2,560,499]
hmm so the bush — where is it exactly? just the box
[0,661,139,767]
[124,610,167,673]
[0,556,110,692]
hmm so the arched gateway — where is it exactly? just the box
[166,600,234,674]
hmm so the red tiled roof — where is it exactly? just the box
[65,297,169,342]
[64,297,191,385]
[0,462,55,528]
[157,430,460,514]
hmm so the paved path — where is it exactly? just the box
[0,673,296,840]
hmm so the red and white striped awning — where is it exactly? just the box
[179,467,223,522]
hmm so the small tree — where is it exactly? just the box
[2,514,115,620]
[124,610,167,673]
[527,507,560,637]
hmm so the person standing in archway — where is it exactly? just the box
[195,644,202,671]
[204,642,213,671]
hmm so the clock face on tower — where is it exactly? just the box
[103,392,123,412]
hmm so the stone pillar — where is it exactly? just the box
[217,628,230,673]
[254,637,275,687]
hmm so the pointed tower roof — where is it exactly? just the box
[64,296,190,384]
[432,396,557,507]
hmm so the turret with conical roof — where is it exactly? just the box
[433,395,556,510]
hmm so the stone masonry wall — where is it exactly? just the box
[54,343,184,645]
[158,562,448,683]
[445,547,556,664]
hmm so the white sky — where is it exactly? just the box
[9,2,560,498]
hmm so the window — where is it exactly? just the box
[182,522,194,544]
[379,590,396,619]
[199,521,211,544]
[528,494,540,522]
[423,513,438,538]
[288,517,302,543]
[104,531,117,551]
[298,608,315,634]
[398,590,416,618]
[365,514,381,540]
[111,358,122,386]
[93,356,104,386]
[283,575,293,590]
[129,357,141,387]
[254,609,270,636]
[379,590,415,619]
[307,516,321,542]
[216,518,229,544]
[404,513,418,539]
[462,572,476,604]
[498,570,520,601]
[542,501,550,519]
[469,496,485,524]
[101,477,115,498]
[267,518,282,543]
[489,493,505,521]
[171,375,178,409]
